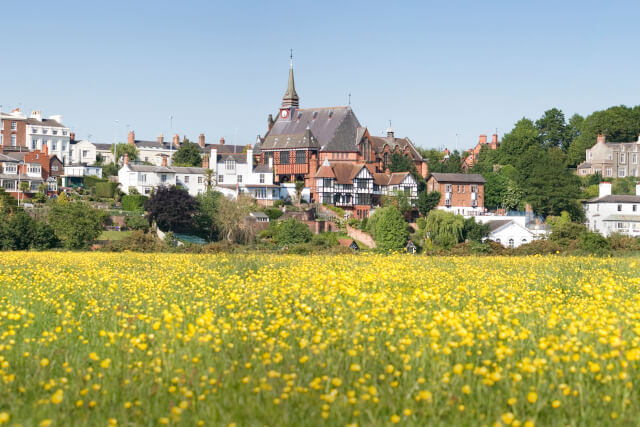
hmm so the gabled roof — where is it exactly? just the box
[487,219,513,233]
[0,154,18,163]
[584,195,640,204]
[389,172,410,185]
[26,118,64,128]
[429,172,485,184]
[253,164,273,173]
[314,160,336,178]
[263,106,361,152]
[126,165,174,173]
[369,135,423,161]
[261,130,320,150]
[372,173,391,185]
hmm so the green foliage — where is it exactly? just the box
[111,143,138,165]
[102,230,167,252]
[416,191,440,217]
[462,218,490,243]
[273,219,313,246]
[535,108,573,151]
[48,201,109,249]
[102,163,119,177]
[295,181,305,203]
[172,142,202,167]
[612,177,639,195]
[388,153,413,173]
[579,232,610,255]
[163,232,178,247]
[424,210,464,249]
[372,206,408,251]
[94,181,116,198]
[382,190,412,215]
[193,191,223,242]
[311,232,338,247]
[0,211,59,250]
[145,186,199,233]
[125,215,149,232]
[122,194,149,212]
[549,220,587,248]
[264,208,283,221]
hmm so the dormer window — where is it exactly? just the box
[225,159,235,170]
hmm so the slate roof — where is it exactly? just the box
[126,165,174,173]
[370,135,423,161]
[172,166,207,174]
[602,214,640,222]
[430,173,485,184]
[486,220,513,233]
[135,140,175,150]
[585,195,640,204]
[0,154,18,163]
[250,211,270,219]
[217,153,248,164]
[94,143,113,151]
[253,164,273,173]
[26,118,64,128]
[262,106,361,152]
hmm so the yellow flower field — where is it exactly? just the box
[0,253,639,426]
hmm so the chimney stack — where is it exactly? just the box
[173,134,180,147]
[491,134,498,144]
[198,133,205,148]
[479,134,487,144]
[599,182,612,197]
[43,142,48,155]
[123,153,129,165]
[219,137,225,145]
[202,154,209,169]
[161,154,168,167]
[157,134,164,143]
[128,131,135,145]
[597,134,606,144]
[246,145,253,170]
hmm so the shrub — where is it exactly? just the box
[125,215,149,232]
[607,233,640,252]
[274,219,312,246]
[48,201,109,249]
[311,232,338,247]
[264,208,283,221]
[102,230,167,252]
[122,194,149,212]
[163,232,178,247]
[550,221,587,247]
[373,206,409,251]
[579,232,610,255]
[510,239,561,255]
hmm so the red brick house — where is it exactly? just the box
[426,172,485,216]
[0,109,27,148]
[462,134,499,171]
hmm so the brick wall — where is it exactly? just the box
[346,225,376,248]
[1,119,26,147]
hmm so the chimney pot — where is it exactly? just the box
[597,134,606,144]
[128,131,135,145]
[491,133,498,143]
[173,134,180,147]
[219,137,225,145]
[161,155,168,167]
[479,134,487,144]
[157,134,164,143]
[198,133,205,148]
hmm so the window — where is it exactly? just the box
[3,181,15,190]
[52,141,57,151]
[522,238,528,244]
[606,167,612,177]
[198,177,203,184]
[4,165,16,174]
[237,175,242,183]
[43,129,48,134]
[634,154,638,164]
[161,174,167,183]
[296,150,306,164]
[618,204,622,212]
[184,175,189,183]
[471,184,478,193]
[138,173,147,184]
[323,178,332,188]
[11,121,16,130]
[62,131,67,136]
[31,140,37,149]
[619,169,626,177]
[508,238,515,248]
[82,150,89,158]
[259,174,265,184]
[280,151,290,165]
[356,179,367,189]
[144,188,151,195]
[495,238,501,244]
[383,153,389,167]
[53,130,58,135]
[634,205,637,212]
[218,175,223,183]
[52,166,58,171]
[28,165,40,174]
[225,159,235,170]
[272,189,277,198]
[32,127,38,134]
[11,135,16,146]
[445,184,452,193]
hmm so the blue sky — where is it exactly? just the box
[3,0,639,150]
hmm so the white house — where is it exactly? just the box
[62,164,103,187]
[26,111,71,164]
[486,219,538,248]
[118,156,207,197]
[583,182,640,237]
[70,140,98,164]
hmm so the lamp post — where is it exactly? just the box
[17,160,25,207]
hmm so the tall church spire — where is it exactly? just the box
[282,50,299,109]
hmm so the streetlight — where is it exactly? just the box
[17,160,25,207]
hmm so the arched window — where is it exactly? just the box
[508,238,515,248]
[495,238,501,244]
[522,238,528,244]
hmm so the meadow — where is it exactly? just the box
[0,253,639,426]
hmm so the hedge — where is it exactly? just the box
[122,194,149,212]
[95,182,116,198]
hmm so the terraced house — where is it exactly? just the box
[578,133,640,178]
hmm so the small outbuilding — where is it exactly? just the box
[338,239,360,251]
[405,240,417,254]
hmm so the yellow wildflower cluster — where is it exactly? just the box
[0,252,639,425]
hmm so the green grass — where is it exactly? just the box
[98,230,132,241]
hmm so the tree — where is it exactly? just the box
[462,217,490,243]
[215,194,255,242]
[497,118,540,167]
[382,190,413,215]
[172,141,202,167]
[535,108,568,150]
[111,143,139,165]
[48,201,109,249]
[501,182,523,211]
[193,190,223,241]
[274,219,312,245]
[416,191,440,217]
[295,180,305,204]
[145,186,199,233]
[372,206,409,251]
[483,173,510,210]
[424,210,464,249]
[389,153,413,173]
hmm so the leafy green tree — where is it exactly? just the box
[102,163,119,177]
[382,190,412,215]
[536,108,568,150]
[172,141,202,167]
[497,118,540,166]
[424,210,464,249]
[483,173,510,209]
[295,180,305,204]
[389,153,413,173]
[416,191,440,217]
[373,206,409,251]
[501,182,523,211]
[145,186,199,233]
[111,143,139,165]
[194,190,223,241]
[125,215,150,232]
[462,217,490,243]
[48,201,109,249]
[215,194,255,242]
[274,219,312,246]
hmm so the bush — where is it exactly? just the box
[122,194,149,212]
[510,239,561,255]
[102,230,167,252]
[164,232,178,247]
[348,217,361,229]
[274,219,312,246]
[579,232,610,255]
[95,181,116,198]
[125,215,150,232]
[311,232,338,247]
[607,233,640,252]
[373,206,409,251]
[549,221,587,247]
[264,208,283,221]
[48,201,109,249]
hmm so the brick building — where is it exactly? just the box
[426,172,485,216]
[462,134,500,171]
[0,109,27,148]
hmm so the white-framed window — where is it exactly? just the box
[633,154,638,164]
[618,204,622,212]
[445,184,452,192]
[32,127,39,134]
[619,169,626,177]
[237,175,242,183]
[62,131,67,136]
[11,135,16,146]
[31,140,37,149]
[184,175,189,183]
[197,176,203,184]
[606,167,613,177]
[43,129,48,134]
[161,174,167,183]
[28,165,41,174]
[620,153,626,164]
[4,164,17,174]
[11,121,16,130]
[471,184,478,193]
[53,130,58,135]
[52,141,57,150]
[508,238,515,248]
[259,174,265,184]
[225,159,235,170]
[82,150,89,158]
[218,175,223,183]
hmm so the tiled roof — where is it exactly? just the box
[263,106,361,152]
[26,118,64,128]
[314,163,336,179]
[372,173,390,186]
[171,166,207,174]
[261,129,320,151]
[585,195,640,203]
[389,172,410,185]
[369,135,423,161]
[487,219,513,232]
[253,164,273,173]
[430,173,485,184]
[126,165,174,173]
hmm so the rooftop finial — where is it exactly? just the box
[290,49,293,68]
[282,50,299,109]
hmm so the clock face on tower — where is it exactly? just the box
[280,109,289,119]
